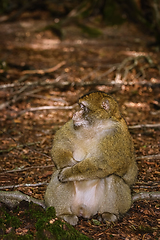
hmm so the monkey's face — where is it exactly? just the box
[72,92,121,130]
[72,102,92,129]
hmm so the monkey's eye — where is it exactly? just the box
[79,103,89,113]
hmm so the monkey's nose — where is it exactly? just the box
[73,111,81,120]
[72,113,77,120]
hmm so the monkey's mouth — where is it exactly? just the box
[73,119,89,129]
[73,120,82,129]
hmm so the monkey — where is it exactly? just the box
[45,91,138,226]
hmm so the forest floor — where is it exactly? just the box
[0,10,160,240]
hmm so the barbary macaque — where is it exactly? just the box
[45,91,138,225]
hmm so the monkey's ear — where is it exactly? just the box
[102,99,121,119]
[101,100,110,111]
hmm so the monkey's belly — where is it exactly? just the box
[72,179,104,218]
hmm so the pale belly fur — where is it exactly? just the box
[71,136,105,218]
[71,179,105,218]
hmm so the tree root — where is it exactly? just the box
[0,190,160,211]
[0,190,46,209]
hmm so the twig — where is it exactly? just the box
[129,123,160,129]
[0,164,55,175]
[0,76,70,111]
[136,154,160,160]
[1,78,159,111]
[0,75,159,90]
[115,55,158,81]
[0,141,41,153]
[0,84,29,110]
[0,130,50,158]
[151,110,160,115]
[21,61,66,75]
[132,191,160,202]
[19,104,77,115]
[0,190,46,209]
[81,69,99,81]
[97,66,117,79]
[136,181,160,186]
[0,80,41,89]
[133,181,160,189]
[25,93,67,103]
[0,182,48,190]
[0,74,68,90]
[133,185,160,189]
[0,75,29,89]
[0,88,46,111]
[81,66,116,82]
[1,154,159,174]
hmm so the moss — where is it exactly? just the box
[27,202,47,220]
[0,205,21,228]
[0,202,91,240]
[25,204,87,239]
[36,207,90,240]
[2,231,33,240]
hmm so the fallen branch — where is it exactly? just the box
[151,110,160,115]
[21,61,66,75]
[133,185,160,189]
[129,123,160,129]
[81,66,116,82]
[0,71,65,90]
[19,104,77,115]
[136,154,160,160]
[0,182,48,190]
[1,154,159,175]
[0,84,29,110]
[0,190,160,211]
[115,55,159,81]
[0,76,159,110]
[1,74,159,91]
[0,85,43,110]
[25,93,67,103]
[0,164,55,175]
[0,190,46,209]
[132,191,160,202]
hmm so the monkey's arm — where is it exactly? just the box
[58,154,128,182]
[51,120,77,169]
[58,157,114,182]
[58,132,136,182]
[51,148,76,169]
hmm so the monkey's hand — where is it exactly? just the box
[58,157,120,182]
[58,166,85,182]
[58,158,102,182]
[58,167,71,182]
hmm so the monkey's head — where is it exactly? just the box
[72,91,122,129]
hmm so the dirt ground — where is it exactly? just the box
[0,11,160,239]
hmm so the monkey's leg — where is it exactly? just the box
[99,175,132,222]
[44,170,78,226]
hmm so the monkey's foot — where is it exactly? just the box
[61,214,78,226]
[102,212,118,222]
